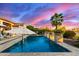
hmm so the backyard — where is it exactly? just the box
[0,3,79,56]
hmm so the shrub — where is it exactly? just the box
[63,31,76,39]
[77,37,79,40]
[73,34,79,40]
[74,43,79,48]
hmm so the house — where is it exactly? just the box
[0,18,24,31]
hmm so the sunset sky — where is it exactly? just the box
[0,3,79,29]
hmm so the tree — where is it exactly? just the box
[26,25,38,33]
[50,13,64,30]
[27,25,34,30]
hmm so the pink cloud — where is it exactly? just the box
[31,4,73,26]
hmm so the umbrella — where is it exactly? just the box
[6,27,36,40]
[6,27,36,35]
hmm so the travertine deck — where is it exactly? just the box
[0,35,28,52]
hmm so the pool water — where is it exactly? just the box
[2,36,70,52]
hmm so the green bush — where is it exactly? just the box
[63,31,76,39]
[74,43,79,48]
[77,37,79,40]
[73,34,79,40]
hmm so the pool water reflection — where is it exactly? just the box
[2,36,70,52]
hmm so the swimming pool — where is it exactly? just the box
[2,36,70,52]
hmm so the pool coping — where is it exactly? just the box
[0,36,79,56]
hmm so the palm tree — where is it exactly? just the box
[50,13,64,43]
[50,13,63,30]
